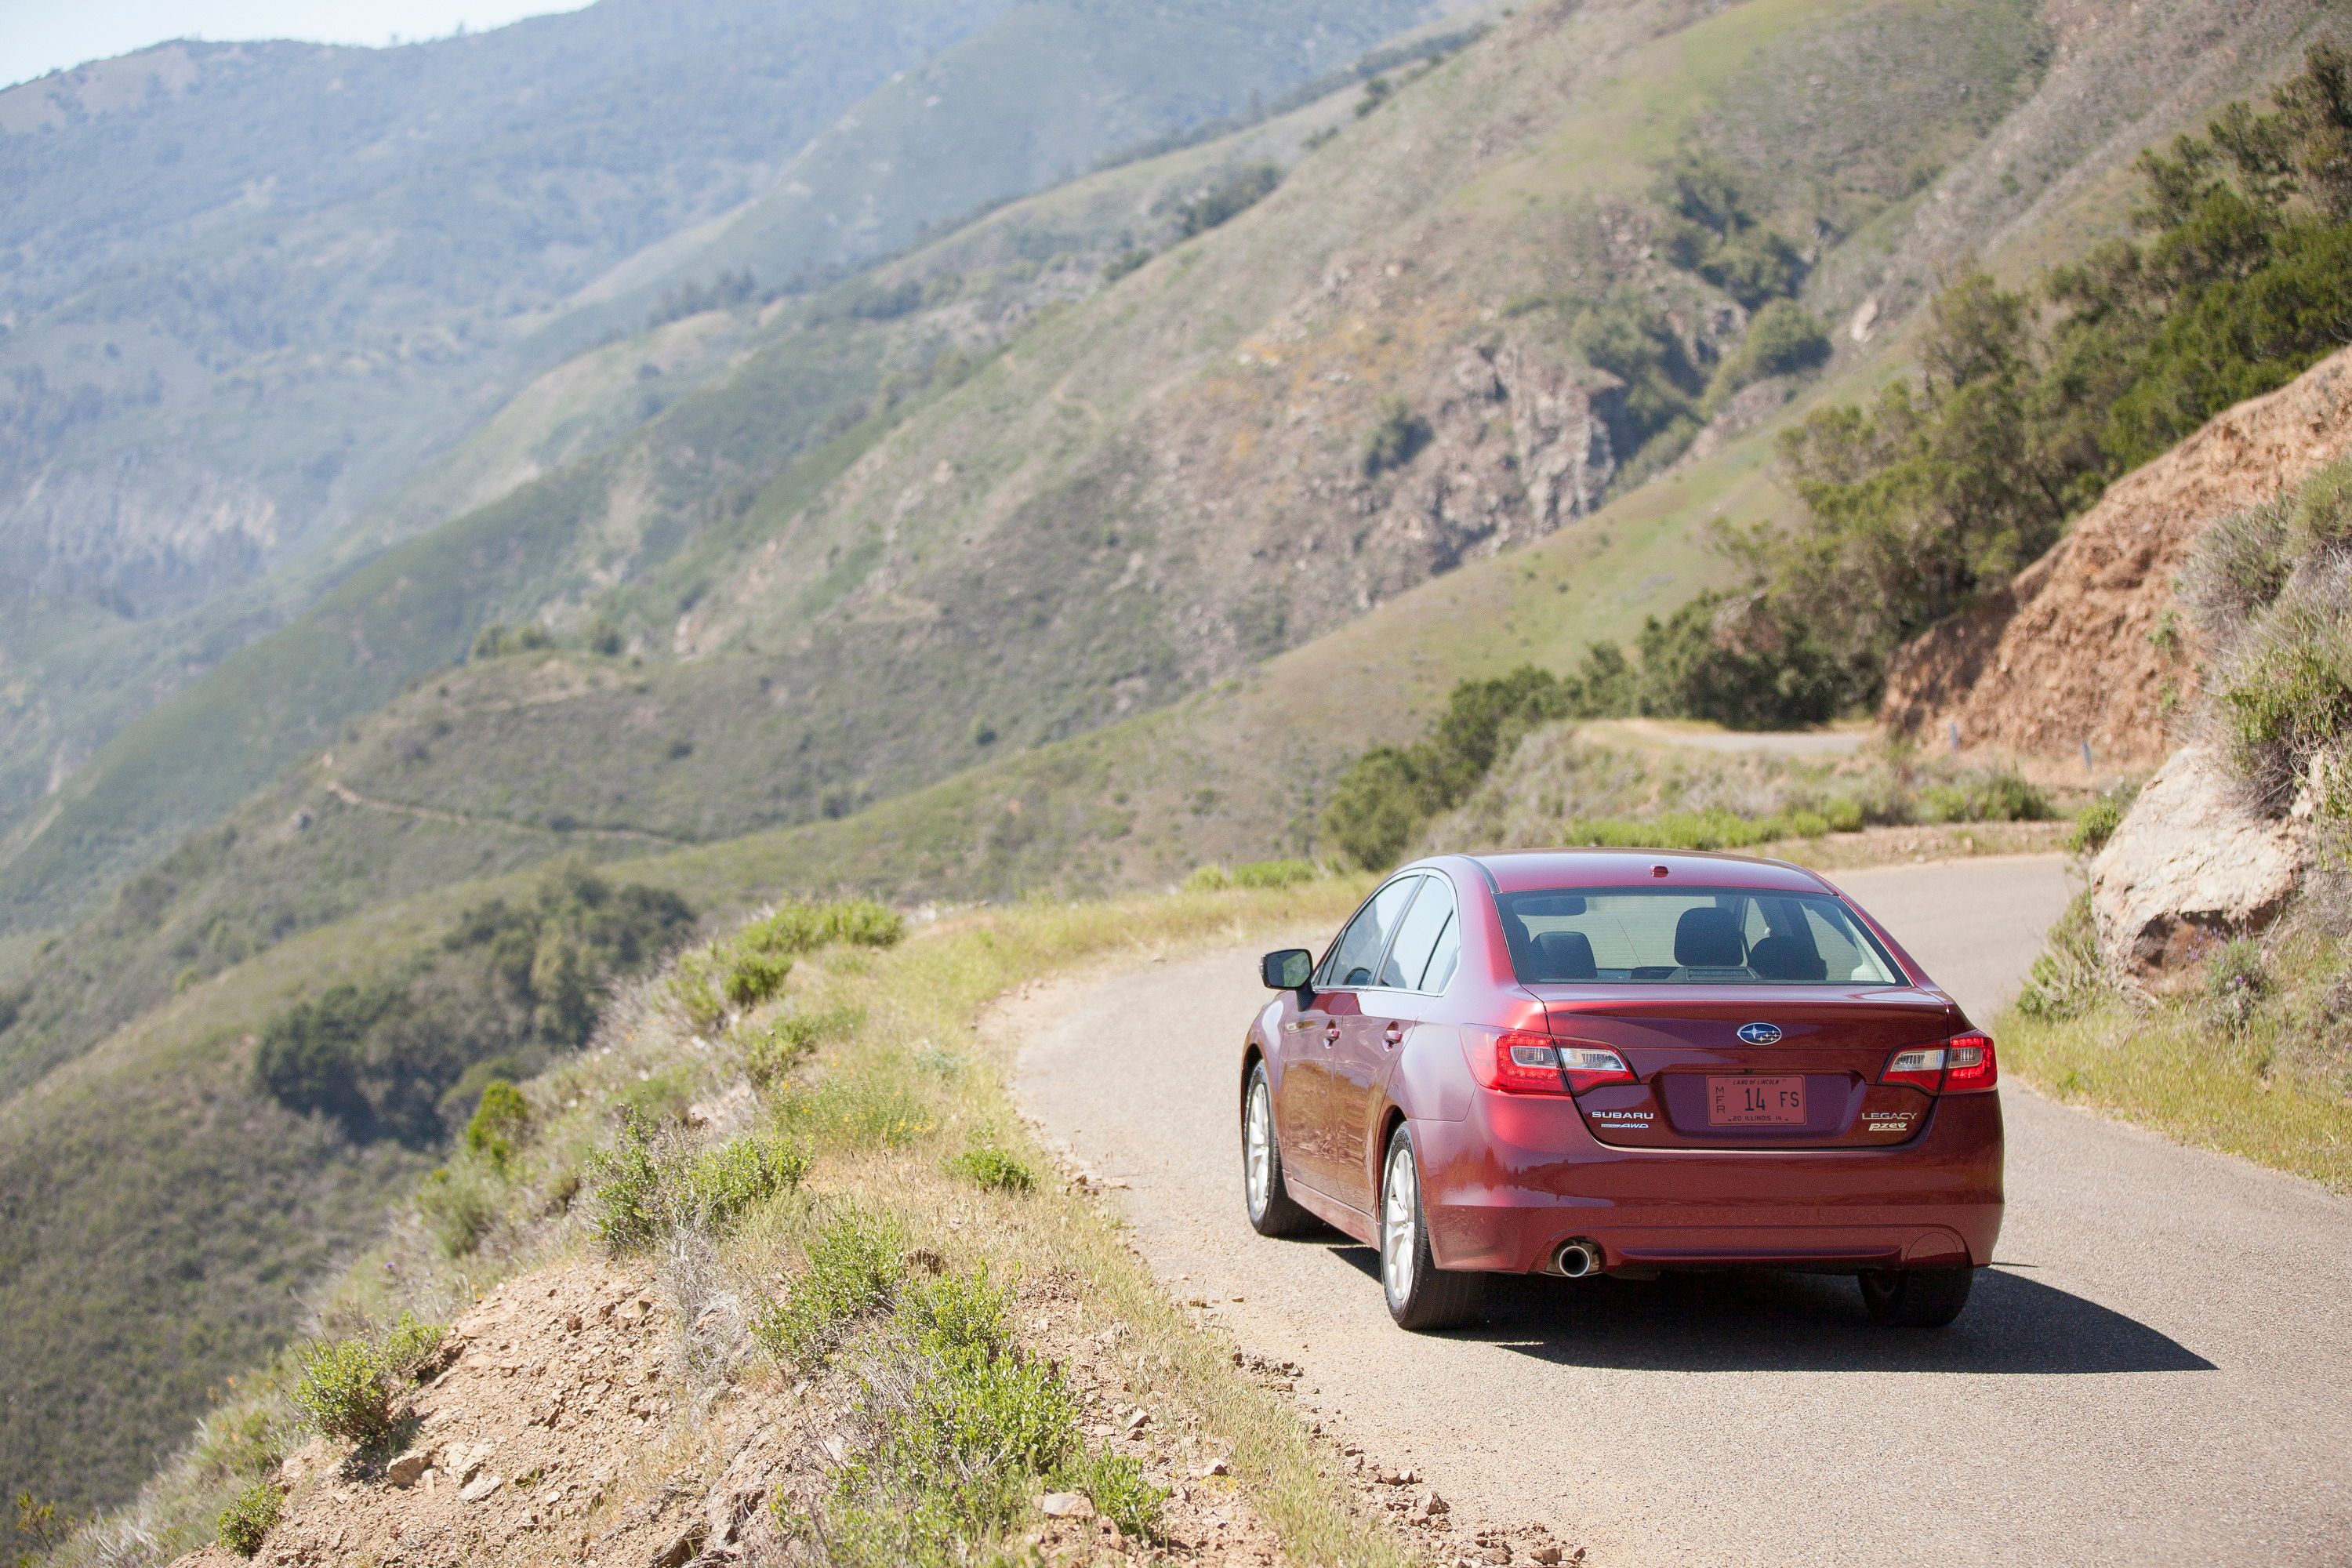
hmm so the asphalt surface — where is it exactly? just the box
[1011,856,2352,1566]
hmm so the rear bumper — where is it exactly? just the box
[1415,1088,2004,1273]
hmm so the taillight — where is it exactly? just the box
[1462,1029,1633,1095]
[1882,1032,1997,1094]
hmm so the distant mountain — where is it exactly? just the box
[0,0,1011,863]
[0,0,1455,916]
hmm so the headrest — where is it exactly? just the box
[1748,933,1826,982]
[1532,929,1598,981]
[1674,906,1745,968]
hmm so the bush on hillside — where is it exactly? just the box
[291,1340,395,1446]
[1363,397,1432,476]
[1708,299,1831,403]
[1174,162,1281,239]
[1570,290,1704,459]
[2186,454,2352,818]
[216,1481,283,1557]
[1633,592,1869,729]
[753,1205,909,1368]
[946,1145,1036,1193]
[468,623,553,660]
[1667,45,2352,715]
[463,1079,531,1172]
[1182,858,1319,891]
[742,1007,858,1088]
[251,864,692,1143]
[1322,652,1642,867]
[787,1263,1164,1563]
[1652,148,1809,310]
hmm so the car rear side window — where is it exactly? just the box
[1378,877,1457,990]
[1320,877,1422,988]
[1497,887,1903,985]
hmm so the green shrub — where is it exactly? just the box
[586,1120,667,1254]
[292,1339,395,1446]
[1635,592,1866,729]
[676,1129,810,1232]
[1174,162,1280,238]
[418,1163,499,1257]
[1916,770,2052,824]
[1062,1447,1167,1541]
[1230,858,1316,889]
[1362,397,1432,476]
[2207,937,2267,1030]
[753,1206,909,1368]
[740,900,907,958]
[670,949,729,1033]
[1181,858,1317,893]
[725,949,794,1010]
[807,1268,1163,1563]
[381,1311,448,1383]
[2068,786,2140,855]
[1322,660,1630,867]
[946,1145,1036,1194]
[2016,891,2111,1022]
[463,1079,531,1173]
[1708,299,1831,402]
[216,1481,284,1557]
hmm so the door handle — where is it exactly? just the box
[1384,1022,1403,1048]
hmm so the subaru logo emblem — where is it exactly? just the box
[1737,1022,1784,1046]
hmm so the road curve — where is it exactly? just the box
[1011,856,2352,1566]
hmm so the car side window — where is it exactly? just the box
[1319,877,1422,989]
[1379,877,1456,990]
[1419,909,1461,993]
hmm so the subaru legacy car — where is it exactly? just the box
[1241,850,2001,1330]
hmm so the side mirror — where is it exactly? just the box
[1260,949,1314,990]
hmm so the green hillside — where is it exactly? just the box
[2,0,2339,1534]
[2,0,2067,949]
[0,0,1453,891]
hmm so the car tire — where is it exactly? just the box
[1380,1123,1487,1330]
[1243,1062,1318,1237]
[1858,1265,1975,1327]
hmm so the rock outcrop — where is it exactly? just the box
[1880,349,2352,767]
[2088,745,2305,989]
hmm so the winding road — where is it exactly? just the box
[1011,856,2352,1567]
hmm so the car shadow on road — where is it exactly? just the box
[1324,1246,2213,1374]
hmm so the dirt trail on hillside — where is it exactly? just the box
[1010,856,2352,1567]
[1882,347,2352,768]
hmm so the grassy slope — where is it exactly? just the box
[0,0,1425,922]
[42,879,1406,1567]
[2,0,2338,1526]
[1,0,2070,966]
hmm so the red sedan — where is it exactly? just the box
[1241,850,2002,1330]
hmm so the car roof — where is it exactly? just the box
[1434,848,1835,896]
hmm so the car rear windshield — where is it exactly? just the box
[1496,886,1905,985]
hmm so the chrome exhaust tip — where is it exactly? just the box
[1553,1239,1604,1279]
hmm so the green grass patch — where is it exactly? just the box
[753,1205,911,1370]
[946,1145,1038,1194]
[2004,910,2352,1192]
[214,1481,283,1558]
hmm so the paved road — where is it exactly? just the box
[1012,856,2352,1566]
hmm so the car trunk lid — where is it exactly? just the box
[1540,989,1962,1149]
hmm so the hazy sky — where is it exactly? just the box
[1,0,597,91]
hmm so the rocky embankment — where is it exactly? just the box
[1879,348,2352,768]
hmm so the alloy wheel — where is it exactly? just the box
[1245,1079,1274,1221]
[1382,1139,1417,1306]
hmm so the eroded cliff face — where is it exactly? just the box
[1879,348,2352,768]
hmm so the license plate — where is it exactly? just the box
[1708,1075,1807,1126]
